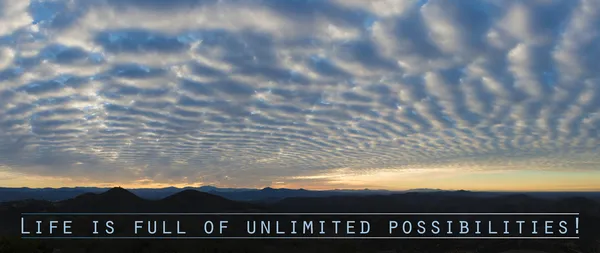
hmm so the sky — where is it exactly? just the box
[0,0,599,191]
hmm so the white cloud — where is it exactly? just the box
[0,0,599,188]
[0,0,33,36]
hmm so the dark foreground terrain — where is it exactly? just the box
[1,188,599,253]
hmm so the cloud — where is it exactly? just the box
[0,0,599,189]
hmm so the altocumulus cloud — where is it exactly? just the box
[0,0,600,188]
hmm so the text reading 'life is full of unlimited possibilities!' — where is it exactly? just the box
[20,213,580,239]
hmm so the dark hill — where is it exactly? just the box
[161,189,232,202]
[100,187,141,199]
[55,187,149,212]
[1,187,262,214]
[156,189,264,212]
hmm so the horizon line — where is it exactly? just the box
[2,186,600,193]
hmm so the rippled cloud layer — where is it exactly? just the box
[1,0,599,189]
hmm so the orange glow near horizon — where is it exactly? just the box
[2,167,600,192]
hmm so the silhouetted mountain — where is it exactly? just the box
[3,186,600,204]
[100,187,143,201]
[0,186,395,203]
[54,187,148,212]
[155,189,263,212]
[0,187,106,202]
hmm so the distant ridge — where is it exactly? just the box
[404,188,445,192]
[22,187,261,213]
[0,186,397,203]
[161,189,226,201]
[1,186,600,203]
[158,189,263,212]
[4,187,599,213]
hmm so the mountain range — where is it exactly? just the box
[2,186,600,204]
[0,186,438,203]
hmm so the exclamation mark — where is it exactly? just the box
[575,217,579,235]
